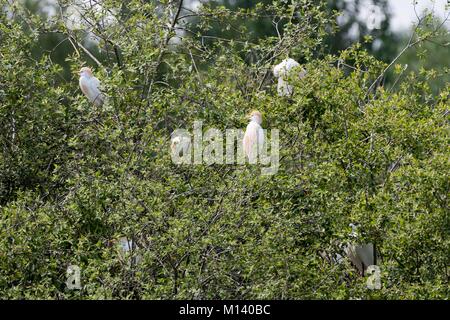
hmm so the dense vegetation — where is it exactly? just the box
[0,0,448,299]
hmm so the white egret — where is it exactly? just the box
[79,67,104,106]
[243,110,264,163]
[117,237,142,265]
[345,224,376,275]
[273,58,306,97]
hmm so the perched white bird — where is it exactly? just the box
[79,67,104,106]
[273,58,306,97]
[170,135,191,158]
[117,237,132,254]
[243,110,264,163]
[345,244,375,275]
[345,224,376,275]
[117,237,142,264]
[320,224,376,276]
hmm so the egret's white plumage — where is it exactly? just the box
[243,110,264,163]
[273,58,306,97]
[79,67,104,106]
[345,224,376,275]
[117,237,142,264]
[118,237,133,253]
[345,244,375,275]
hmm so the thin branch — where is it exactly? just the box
[70,36,103,68]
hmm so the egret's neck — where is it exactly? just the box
[80,73,91,79]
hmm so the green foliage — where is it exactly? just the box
[0,0,448,299]
[396,17,450,96]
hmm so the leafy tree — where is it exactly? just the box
[0,0,448,299]
[395,16,450,95]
